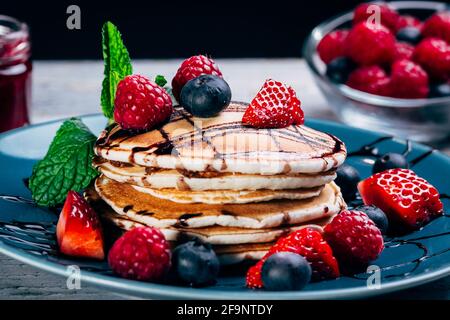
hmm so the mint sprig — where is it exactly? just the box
[101,21,132,121]
[29,118,99,207]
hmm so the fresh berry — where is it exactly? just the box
[396,27,422,45]
[108,227,171,281]
[317,30,349,64]
[56,191,104,260]
[429,81,450,97]
[335,164,361,201]
[324,210,384,265]
[373,152,409,174]
[172,240,220,287]
[389,59,429,99]
[346,65,391,96]
[346,22,396,66]
[358,168,444,229]
[325,57,356,83]
[180,75,231,117]
[396,15,423,32]
[246,227,339,288]
[422,11,450,43]
[172,55,223,102]
[114,75,173,131]
[242,79,304,128]
[393,42,415,60]
[355,205,389,234]
[353,3,399,32]
[413,38,450,81]
[261,252,312,291]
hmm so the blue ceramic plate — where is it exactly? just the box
[0,114,449,299]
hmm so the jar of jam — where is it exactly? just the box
[0,15,31,132]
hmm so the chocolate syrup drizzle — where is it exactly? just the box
[0,134,448,285]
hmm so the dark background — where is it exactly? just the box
[1,0,449,59]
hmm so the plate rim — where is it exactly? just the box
[0,113,449,299]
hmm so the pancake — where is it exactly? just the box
[131,185,324,204]
[94,159,337,191]
[213,243,271,265]
[94,102,346,175]
[93,175,345,229]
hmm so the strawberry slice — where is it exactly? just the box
[242,79,304,128]
[57,191,105,260]
[358,169,443,230]
[246,227,339,288]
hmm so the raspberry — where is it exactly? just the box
[346,22,396,65]
[353,3,399,32]
[324,211,384,265]
[172,55,223,102]
[389,59,429,99]
[317,30,349,64]
[246,227,340,288]
[242,79,304,128]
[413,38,450,81]
[346,65,391,96]
[393,42,414,60]
[114,75,173,131]
[358,168,443,230]
[108,227,171,281]
[396,15,422,31]
[422,11,450,43]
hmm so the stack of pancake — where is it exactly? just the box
[86,102,347,265]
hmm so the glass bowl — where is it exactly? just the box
[303,1,450,143]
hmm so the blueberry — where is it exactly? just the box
[261,252,311,291]
[172,240,220,286]
[335,164,361,201]
[180,74,231,117]
[396,27,422,45]
[429,82,450,98]
[355,205,389,234]
[373,152,408,174]
[325,57,356,84]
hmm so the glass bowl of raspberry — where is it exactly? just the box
[303,1,450,143]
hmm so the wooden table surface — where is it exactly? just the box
[0,59,448,299]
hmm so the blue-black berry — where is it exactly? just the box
[336,164,361,201]
[355,205,389,234]
[429,82,450,98]
[325,57,356,84]
[373,153,408,174]
[396,27,422,45]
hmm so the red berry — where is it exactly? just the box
[242,79,304,128]
[317,30,349,64]
[56,191,104,260]
[324,211,384,265]
[346,22,396,65]
[346,65,391,96]
[358,168,444,230]
[422,11,450,43]
[114,75,173,131]
[108,227,171,281]
[396,15,422,31]
[246,227,340,288]
[413,38,450,81]
[172,55,223,102]
[353,3,399,32]
[389,59,429,99]
[393,42,414,60]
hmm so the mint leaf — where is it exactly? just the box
[101,21,133,120]
[29,118,99,207]
[155,75,167,87]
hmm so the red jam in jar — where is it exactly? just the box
[0,15,31,132]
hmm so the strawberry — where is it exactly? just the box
[324,210,384,266]
[413,38,450,81]
[396,15,422,31]
[317,30,349,64]
[389,59,429,99]
[56,191,104,260]
[242,79,304,128]
[346,65,391,96]
[246,227,340,288]
[422,11,450,43]
[353,2,400,32]
[358,168,443,230]
[393,42,415,60]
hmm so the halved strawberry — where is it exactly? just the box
[57,191,105,260]
[246,227,339,288]
[358,168,443,230]
[242,79,304,128]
